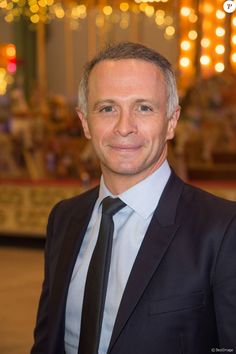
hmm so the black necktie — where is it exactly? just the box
[78,197,126,354]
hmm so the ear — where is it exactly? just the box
[76,109,91,140]
[166,106,180,141]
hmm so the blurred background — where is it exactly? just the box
[0,0,236,352]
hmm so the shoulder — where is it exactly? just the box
[168,170,236,221]
[176,181,236,237]
[182,181,236,216]
[48,185,99,223]
[44,185,99,249]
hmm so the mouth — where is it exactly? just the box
[109,145,142,152]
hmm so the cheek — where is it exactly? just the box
[85,118,109,141]
[143,122,167,143]
[160,120,172,141]
[89,123,112,142]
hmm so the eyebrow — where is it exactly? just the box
[133,99,161,111]
[135,99,160,106]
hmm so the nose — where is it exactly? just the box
[114,109,137,137]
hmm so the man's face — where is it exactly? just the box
[79,59,179,185]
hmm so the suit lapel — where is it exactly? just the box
[109,171,184,352]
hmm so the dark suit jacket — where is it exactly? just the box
[31,171,236,354]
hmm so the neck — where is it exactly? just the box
[103,174,147,195]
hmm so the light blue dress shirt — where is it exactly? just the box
[64,161,171,354]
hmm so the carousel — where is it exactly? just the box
[0,0,236,235]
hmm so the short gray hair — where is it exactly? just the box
[78,42,179,119]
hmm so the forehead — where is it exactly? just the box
[87,59,166,97]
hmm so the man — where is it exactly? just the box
[31,42,236,354]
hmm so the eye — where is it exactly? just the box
[136,104,153,113]
[99,105,114,113]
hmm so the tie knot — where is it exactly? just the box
[102,196,126,217]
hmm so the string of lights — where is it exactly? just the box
[0,0,236,95]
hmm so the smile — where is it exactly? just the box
[109,145,142,152]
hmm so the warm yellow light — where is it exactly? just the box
[201,38,211,48]
[0,84,7,95]
[203,20,211,31]
[156,10,165,17]
[232,35,236,44]
[0,68,6,77]
[120,2,129,12]
[0,0,7,8]
[155,16,164,26]
[215,45,225,54]
[215,62,225,72]
[232,53,236,62]
[71,7,79,19]
[28,0,36,7]
[30,4,39,13]
[77,5,86,18]
[181,40,191,50]
[6,44,16,58]
[6,1,13,9]
[164,16,173,25]
[30,14,40,23]
[203,3,214,13]
[103,5,113,16]
[131,4,139,14]
[180,57,190,67]
[145,5,154,17]
[46,0,54,5]
[232,17,236,26]
[216,10,225,19]
[180,6,191,17]
[0,78,7,85]
[38,0,46,7]
[96,14,104,28]
[55,6,64,19]
[4,13,14,22]
[189,13,198,23]
[188,30,198,40]
[216,27,225,37]
[165,26,175,36]
[139,3,147,12]
[200,55,210,65]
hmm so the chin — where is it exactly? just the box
[104,163,147,177]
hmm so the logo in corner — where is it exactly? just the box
[223,0,236,13]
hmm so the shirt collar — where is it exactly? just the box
[98,160,171,219]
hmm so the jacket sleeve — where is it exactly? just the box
[31,202,60,353]
[213,214,236,351]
